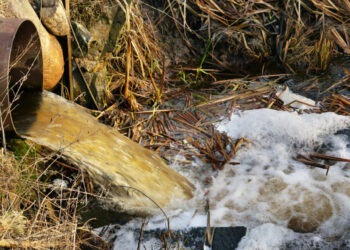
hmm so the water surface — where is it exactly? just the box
[12,90,194,213]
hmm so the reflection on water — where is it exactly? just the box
[12,90,194,213]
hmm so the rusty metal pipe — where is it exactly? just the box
[0,18,43,134]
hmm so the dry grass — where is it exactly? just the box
[1,1,348,248]
[0,148,108,249]
[68,0,349,131]
[104,0,163,109]
[0,40,108,248]
[0,0,7,17]
[321,93,350,115]
[149,0,350,72]
[0,0,15,18]
[42,0,350,172]
[71,0,163,111]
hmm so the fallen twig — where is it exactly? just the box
[295,154,330,175]
[173,116,211,137]
[310,153,350,163]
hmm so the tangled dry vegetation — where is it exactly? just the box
[68,0,349,167]
[0,0,7,17]
[0,144,109,249]
[71,0,163,112]
[0,0,349,248]
[68,0,350,115]
[169,0,350,72]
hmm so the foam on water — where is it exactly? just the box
[100,108,350,249]
[237,223,294,250]
[212,109,350,235]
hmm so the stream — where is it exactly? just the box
[11,80,350,249]
[98,105,350,249]
[3,1,350,248]
[95,87,350,249]
[11,90,193,214]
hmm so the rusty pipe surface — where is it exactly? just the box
[0,18,43,134]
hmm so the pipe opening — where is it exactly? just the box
[0,18,43,135]
[9,20,43,96]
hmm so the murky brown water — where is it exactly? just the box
[12,90,194,213]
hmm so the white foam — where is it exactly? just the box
[237,223,295,250]
[99,109,350,248]
[112,229,163,250]
[211,109,350,234]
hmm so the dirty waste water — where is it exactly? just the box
[102,98,350,250]
[12,90,194,213]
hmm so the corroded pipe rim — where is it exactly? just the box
[0,18,43,135]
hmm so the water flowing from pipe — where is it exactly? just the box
[12,90,194,213]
